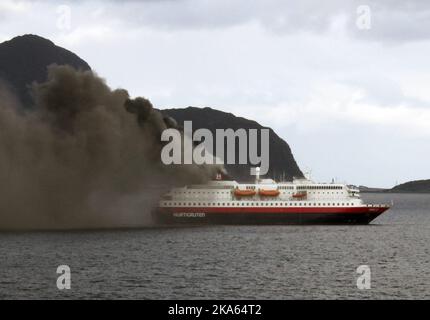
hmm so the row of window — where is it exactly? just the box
[297,185,343,190]
[172,191,345,199]
[173,191,231,195]
[162,202,355,207]
[173,186,344,194]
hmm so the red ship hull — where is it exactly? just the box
[153,206,389,225]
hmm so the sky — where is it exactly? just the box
[1,0,429,187]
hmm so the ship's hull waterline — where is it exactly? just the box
[153,206,389,225]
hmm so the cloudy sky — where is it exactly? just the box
[1,0,429,187]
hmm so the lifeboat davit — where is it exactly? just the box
[258,189,280,197]
[234,189,256,197]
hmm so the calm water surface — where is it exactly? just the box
[0,193,429,299]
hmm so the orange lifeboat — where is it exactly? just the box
[234,189,256,197]
[292,192,307,198]
[258,189,280,197]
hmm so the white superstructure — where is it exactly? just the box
[160,177,365,208]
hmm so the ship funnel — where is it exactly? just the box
[255,167,260,184]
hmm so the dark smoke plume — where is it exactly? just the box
[0,65,222,230]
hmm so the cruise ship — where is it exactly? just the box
[154,168,390,225]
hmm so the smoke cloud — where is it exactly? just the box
[0,65,222,230]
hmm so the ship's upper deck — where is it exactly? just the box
[186,178,357,190]
[165,177,361,203]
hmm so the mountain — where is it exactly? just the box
[0,34,90,106]
[0,34,303,181]
[391,180,430,193]
[163,107,303,181]
[358,185,388,193]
